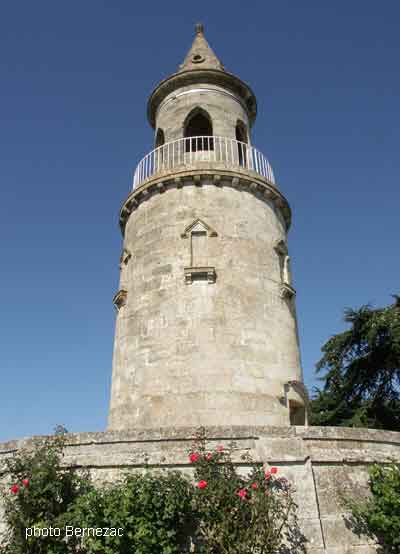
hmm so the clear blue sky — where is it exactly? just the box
[1,1,399,442]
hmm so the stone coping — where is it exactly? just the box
[120,168,291,234]
[1,426,400,454]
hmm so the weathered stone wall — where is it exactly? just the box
[109,177,303,430]
[1,426,399,553]
[155,84,251,143]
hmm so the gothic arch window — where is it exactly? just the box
[155,128,165,148]
[155,128,165,166]
[235,120,248,143]
[235,120,248,166]
[184,108,213,152]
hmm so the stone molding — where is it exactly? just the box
[112,289,127,310]
[273,238,296,298]
[119,248,131,268]
[147,68,257,128]
[2,426,400,459]
[120,169,291,234]
[181,218,218,239]
[280,282,296,299]
[184,266,216,284]
[273,238,288,256]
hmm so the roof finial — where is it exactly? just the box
[195,22,204,35]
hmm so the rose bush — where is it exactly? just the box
[0,433,92,553]
[0,428,305,554]
[189,428,305,553]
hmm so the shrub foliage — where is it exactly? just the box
[0,430,304,554]
[347,462,400,554]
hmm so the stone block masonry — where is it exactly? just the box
[1,425,399,552]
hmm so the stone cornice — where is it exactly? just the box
[1,426,400,458]
[147,68,257,128]
[119,169,292,235]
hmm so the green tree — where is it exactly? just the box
[310,296,400,430]
[346,462,400,553]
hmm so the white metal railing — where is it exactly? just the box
[132,136,275,189]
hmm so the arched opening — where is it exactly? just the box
[155,128,165,166]
[155,128,165,148]
[184,109,213,152]
[289,400,306,426]
[235,121,248,166]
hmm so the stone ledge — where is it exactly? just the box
[1,426,399,454]
[119,168,291,234]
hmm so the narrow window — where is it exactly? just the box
[155,128,165,167]
[191,230,208,267]
[155,128,165,148]
[184,109,213,152]
[181,219,217,284]
[235,121,248,166]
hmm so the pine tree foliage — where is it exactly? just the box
[310,296,400,431]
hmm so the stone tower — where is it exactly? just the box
[108,24,307,430]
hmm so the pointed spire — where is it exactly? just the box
[178,23,225,73]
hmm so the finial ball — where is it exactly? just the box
[195,23,204,35]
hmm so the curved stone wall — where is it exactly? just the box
[109,176,303,430]
[155,84,251,143]
[1,426,399,553]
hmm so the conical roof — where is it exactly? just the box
[147,24,257,128]
[178,23,225,72]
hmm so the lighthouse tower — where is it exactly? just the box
[108,25,307,430]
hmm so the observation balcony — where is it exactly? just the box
[132,136,276,190]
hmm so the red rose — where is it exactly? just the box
[251,482,258,489]
[189,452,200,463]
[10,485,19,494]
[237,488,247,499]
[197,480,207,489]
[265,471,271,480]
[22,479,29,488]
[270,467,278,474]
[216,445,224,452]
[205,453,212,461]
